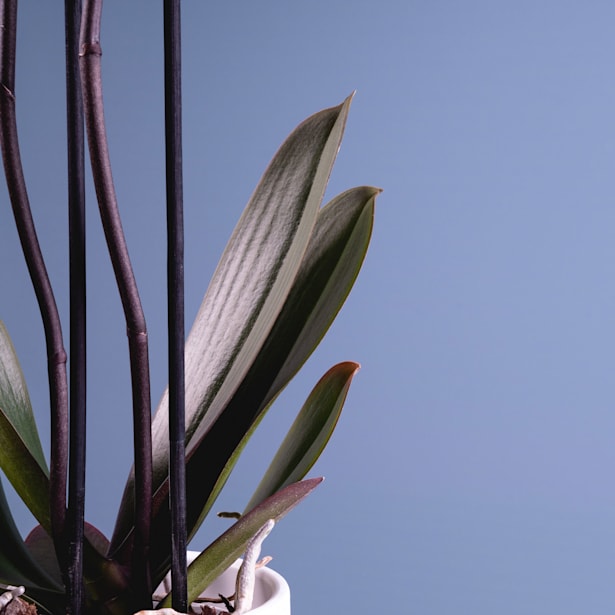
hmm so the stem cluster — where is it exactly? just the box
[0,1,187,612]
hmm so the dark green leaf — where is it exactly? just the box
[259,186,377,405]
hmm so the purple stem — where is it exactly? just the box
[65,0,87,613]
[78,0,153,605]
[0,0,69,577]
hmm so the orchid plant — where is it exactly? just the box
[0,2,377,615]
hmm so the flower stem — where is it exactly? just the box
[65,0,87,613]
[79,0,153,604]
[0,0,69,578]
[164,0,187,611]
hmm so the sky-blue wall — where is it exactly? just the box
[1,2,615,613]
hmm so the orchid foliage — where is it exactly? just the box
[0,88,377,614]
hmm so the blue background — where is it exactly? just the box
[2,2,615,613]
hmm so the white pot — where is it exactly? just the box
[154,552,291,615]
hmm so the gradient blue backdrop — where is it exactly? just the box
[2,2,615,613]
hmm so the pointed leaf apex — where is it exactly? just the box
[338,93,354,126]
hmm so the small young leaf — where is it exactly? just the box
[244,361,360,512]
[157,478,323,609]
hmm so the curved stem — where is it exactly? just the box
[0,0,69,573]
[78,0,152,605]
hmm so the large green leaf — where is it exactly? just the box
[115,185,375,581]
[174,95,353,449]
[178,187,376,537]
[111,96,353,554]
[243,362,360,512]
[112,185,376,577]
[0,322,50,529]
[156,478,322,609]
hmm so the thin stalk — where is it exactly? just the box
[164,0,187,611]
[0,0,69,574]
[78,0,153,605]
[65,0,86,614]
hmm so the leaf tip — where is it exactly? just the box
[336,361,361,377]
[341,91,355,115]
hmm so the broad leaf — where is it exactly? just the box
[0,322,50,529]
[156,478,323,609]
[173,95,353,448]
[115,185,376,577]
[111,96,353,553]
[179,187,376,538]
[244,362,359,512]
